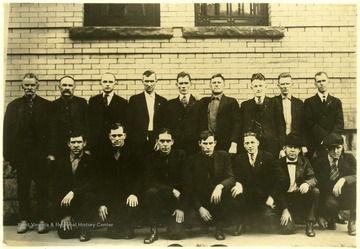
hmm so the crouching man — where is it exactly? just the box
[98,123,141,239]
[276,133,319,237]
[53,133,98,242]
[143,128,188,244]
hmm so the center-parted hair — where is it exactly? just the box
[314,71,329,81]
[177,71,191,82]
[278,72,292,81]
[210,73,225,81]
[199,130,216,142]
[251,73,265,82]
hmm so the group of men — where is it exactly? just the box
[3,70,356,243]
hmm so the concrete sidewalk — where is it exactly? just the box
[2,224,356,247]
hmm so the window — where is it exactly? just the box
[84,4,160,27]
[195,3,268,26]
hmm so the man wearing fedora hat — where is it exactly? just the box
[312,133,356,236]
[275,133,319,237]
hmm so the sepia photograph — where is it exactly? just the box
[2,1,357,247]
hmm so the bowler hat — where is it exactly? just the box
[323,133,343,147]
[285,133,302,147]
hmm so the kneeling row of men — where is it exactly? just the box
[51,124,356,243]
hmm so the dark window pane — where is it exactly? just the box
[195,3,269,26]
[84,4,160,27]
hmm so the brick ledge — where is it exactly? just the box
[183,26,285,39]
[69,27,173,40]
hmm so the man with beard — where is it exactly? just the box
[53,133,98,242]
[97,123,141,239]
[88,73,128,160]
[3,72,51,233]
[48,76,89,161]
[143,128,187,244]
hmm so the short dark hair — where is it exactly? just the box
[110,123,126,133]
[177,71,191,82]
[314,71,328,81]
[243,132,259,140]
[68,131,85,142]
[199,130,216,142]
[278,72,292,81]
[210,73,225,82]
[158,128,172,138]
[59,75,75,83]
[143,70,157,79]
[23,72,39,82]
[251,73,265,82]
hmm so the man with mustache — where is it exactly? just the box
[88,73,128,160]
[3,73,51,234]
[48,76,89,161]
[304,72,344,157]
[200,73,241,154]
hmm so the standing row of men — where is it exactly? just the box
[3,70,354,242]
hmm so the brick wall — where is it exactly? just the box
[3,3,357,224]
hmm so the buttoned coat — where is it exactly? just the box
[200,95,241,151]
[240,96,284,156]
[304,94,344,154]
[164,95,207,155]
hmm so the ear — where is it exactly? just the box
[67,142,71,148]
[198,141,202,147]
[123,133,127,140]
[83,140,87,147]
[214,140,217,146]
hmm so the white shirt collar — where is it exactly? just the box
[248,151,258,161]
[103,91,114,98]
[144,91,155,98]
[317,92,328,100]
[179,93,191,102]
[281,93,292,100]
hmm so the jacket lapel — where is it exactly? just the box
[217,95,227,114]
[140,92,149,120]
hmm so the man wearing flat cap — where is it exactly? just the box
[275,133,319,237]
[312,133,356,236]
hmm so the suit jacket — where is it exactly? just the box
[313,152,356,196]
[233,150,284,204]
[99,146,141,207]
[187,150,235,209]
[49,96,89,156]
[240,96,284,156]
[304,94,344,154]
[275,156,317,209]
[200,95,241,151]
[144,149,188,210]
[128,92,167,146]
[274,94,306,146]
[88,93,128,156]
[3,95,51,162]
[164,95,207,155]
[53,153,98,218]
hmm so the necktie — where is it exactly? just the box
[250,154,255,166]
[256,96,262,105]
[181,95,187,108]
[104,93,109,106]
[322,96,326,103]
[330,158,339,181]
[71,157,80,174]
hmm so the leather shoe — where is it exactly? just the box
[124,226,135,240]
[327,219,336,230]
[215,227,225,240]
[79,229,91,242]
[37,221,48,234]
[232,224,244,236]
[144,227,158,244]
[17,220,28,234]
[306,221,315,237]
[348,220,356,236]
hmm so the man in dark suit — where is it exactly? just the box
[187,130,235,240]
[231,132,284,235]
[164,72,206,156]
[128,70,167,156]
[276,133,319,237]
[143,128,188,244]
[304,71,344,157]
[97,123,141,240]
[3,73,51,234]
[313,133,356,236]
[240,73,284,157]
[53,133,98,242]
[48,76,89,161]
[274,73,308,157]
[88,73,128,160]
[200,73,241,154]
